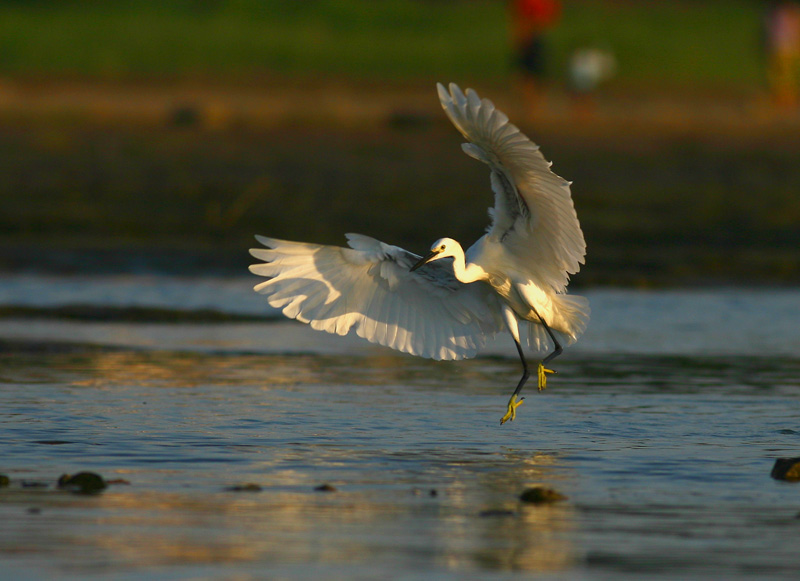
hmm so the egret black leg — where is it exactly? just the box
[529,306,562,390]
[500,337,530,425]
[511,337,530,399]
[499,309,563,425]
[530,306,563,364]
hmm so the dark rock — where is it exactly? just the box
[314,483,337,492]
[57,472,107,494]
[225,483,262,492]
[771,457,800,481]
[0,474,9,487]
[519,486,568,505]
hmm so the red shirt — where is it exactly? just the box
[514,0,561,27]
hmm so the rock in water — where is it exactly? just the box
[225,483,262,492]
[519,486,568,504]
[771,457,800,481]
[58,472,107,494]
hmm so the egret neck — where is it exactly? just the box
[411,237,488,285]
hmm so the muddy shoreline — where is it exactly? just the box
[2,79,799,285]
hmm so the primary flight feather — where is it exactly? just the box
[249,83,589,423]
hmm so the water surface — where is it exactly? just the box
[1,276,799,579]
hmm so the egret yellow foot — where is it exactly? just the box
[500,394,524,425]
[537,363,555,391]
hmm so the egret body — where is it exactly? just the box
[250,83,588,423]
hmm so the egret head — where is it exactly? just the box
[410,238,459,271]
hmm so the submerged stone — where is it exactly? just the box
[314,483,337,492]
[519,486,568,505]
[225,483,262,492]
[771,457,800,481]
[58,472,107,494]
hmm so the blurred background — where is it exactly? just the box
[1,0,799,286]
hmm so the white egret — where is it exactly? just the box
[249,83,588,424]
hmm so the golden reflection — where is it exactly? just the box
[0,452,578,574]
[461,504,575,572]
[68,351,331,389]
[5,350,580,574]
[55,344,537,399]
[436,451,576,573]
[1,487,406,568]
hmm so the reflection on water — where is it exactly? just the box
[1,476,576,574]
[1,348,585,577]
[2,278,800,579]
[2,345,800,579]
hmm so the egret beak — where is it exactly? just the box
[410,250,440,272]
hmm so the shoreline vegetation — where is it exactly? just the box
[1,1,798,285]
[2,77,798,286]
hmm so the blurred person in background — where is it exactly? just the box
[764,0,800,109]
[509,0,562,116]
[567,45,616,118]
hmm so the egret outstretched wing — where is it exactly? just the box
[437,83,586,292]
[249,234,501,360]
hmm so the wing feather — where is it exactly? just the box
[249,235,501,360]
[438,83,586,292]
